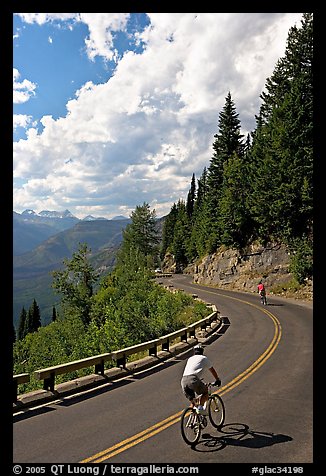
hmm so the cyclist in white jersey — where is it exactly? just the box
[181,343,221,414]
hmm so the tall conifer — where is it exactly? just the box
[17,306,27,340]
[206,92,244,251]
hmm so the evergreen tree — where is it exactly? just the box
[248,13,313,244]
[195,167,208,211]
[186,173,196,219]
[52,306,57,322]
[118,202,160,271]
[217,153,252,248]
[160,203,178,261]
[17,306,27,340]
[172,200,190,272]
[206,92,244,251]
[28,299,41,333]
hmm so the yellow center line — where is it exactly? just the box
[81,292,282,463]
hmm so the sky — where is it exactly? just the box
[13,12,304,220]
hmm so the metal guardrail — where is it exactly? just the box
[13,306,219,399]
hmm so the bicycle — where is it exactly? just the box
[180,382,225,446]
[259,290,267,305]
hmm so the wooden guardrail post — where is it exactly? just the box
[13,373,30,402]
[95,359,105,375]
[116,354,126,368]
[148,341,158,357]
[161,337,170,352]
[44,372,55,392]
[180,328,187,343]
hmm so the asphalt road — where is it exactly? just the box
[13,274,313,465]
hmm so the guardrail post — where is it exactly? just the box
[95,359,104,375]
[117,354,126,368]
[13,381,18,402]
[149,342,157,357]
[188,327,196,338]
[44,372,55,392]
[180,329,187,342]
[162,338,169,352]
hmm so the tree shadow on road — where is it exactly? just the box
[191,422,292,453]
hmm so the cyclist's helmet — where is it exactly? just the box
[194,343,204,355]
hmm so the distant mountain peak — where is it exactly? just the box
[83,215,108,221]
[22,209,36,215]
[111,215,128,220]
[16,209,77,219]
[38,209,76,218]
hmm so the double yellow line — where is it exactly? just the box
[81,296,282,463]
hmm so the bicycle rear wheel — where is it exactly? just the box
[180,407,201,445]
[208,394,225,429]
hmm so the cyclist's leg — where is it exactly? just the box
[181,376,196,408]
[192,378,208,407]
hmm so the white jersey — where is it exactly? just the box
[182,355,212,380]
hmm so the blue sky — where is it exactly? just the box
[13,12,304,219]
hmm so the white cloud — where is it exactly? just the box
[80,13,130,61]
[13,13,304,219]
[15,12,131,62]
[16,13,78,25]
[13,68,37,104]
[13,114,36,130]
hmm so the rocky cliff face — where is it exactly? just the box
[192,242,291,291]
[163,242,313,301]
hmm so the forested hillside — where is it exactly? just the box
[160,13,313,286]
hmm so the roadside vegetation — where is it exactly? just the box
[13,205,208,393]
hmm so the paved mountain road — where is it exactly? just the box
[13,274,313,464]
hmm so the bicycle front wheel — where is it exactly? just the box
[208,394,225,429]
[180,407,201,445]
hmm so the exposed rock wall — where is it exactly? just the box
[162,243,312,300]
[191,242,292,292]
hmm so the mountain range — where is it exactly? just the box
[13,209,128,255]
[13,211,131,327]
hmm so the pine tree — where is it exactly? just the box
[248,13,313,244]
[206,92,244,251]
[17,306,27,340]
[52,306,57,322]
[217,153,251,248]
[118,202,160,271]
[195,167,208,211]
[186,173,196,219]
[28,299,41,333]
[171,200,190,272]
[160,203,178,261]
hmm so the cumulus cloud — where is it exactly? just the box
[15,13,131,61]
[13,13,303,218]
[13,68,37,104]
[13,114,36,130]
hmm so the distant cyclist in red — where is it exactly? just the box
[257,280,267,305]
